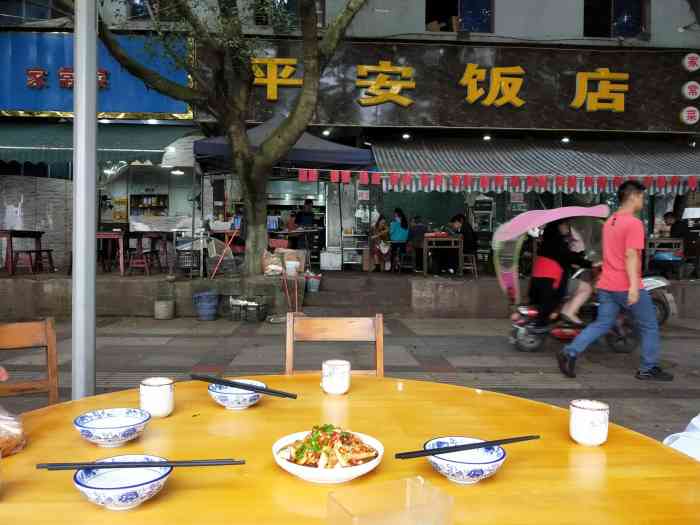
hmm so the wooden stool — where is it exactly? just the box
[33,249,55,272]
[12,250,35,274]
[127,249,151,276]
[463,253,479,280]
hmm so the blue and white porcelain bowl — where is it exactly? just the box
[73,454,172,511]
[208,379,265,410]
[424,436,507,485]
[73,408,151,448]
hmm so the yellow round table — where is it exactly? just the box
[2,375,698,524]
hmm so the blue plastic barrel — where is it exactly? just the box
[193,291,220,321]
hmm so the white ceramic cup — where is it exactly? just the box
[569,399,609,446]
[139,377,174,418]
[321,360,351,395]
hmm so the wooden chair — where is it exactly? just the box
[0,318,59,404]
[285,313,384,377]
[464,253,479,280]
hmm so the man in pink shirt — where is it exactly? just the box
[557,181,673,381]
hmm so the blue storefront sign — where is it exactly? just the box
[0,32,188,116]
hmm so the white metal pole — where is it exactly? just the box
[72,0,98,398]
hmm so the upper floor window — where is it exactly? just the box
[254,0,326,28]
[458,0,494,33]
[426,0,459,33]
[128,0,178,22]
[0,0,62,25]
[584,0,648,38]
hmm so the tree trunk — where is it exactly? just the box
[239,164,268,276]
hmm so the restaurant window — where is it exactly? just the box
[458,0,494,33]
[0,0,63,25]
[584,0,648,38]
[254,0,326,28]
[128,0,179,22]
[426,0,459,33]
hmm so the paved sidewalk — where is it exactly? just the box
[1,317,698,441]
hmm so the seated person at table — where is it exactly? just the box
[409,216,427,271]
[0,366,7,381]
[664,212,687,239]
[371,215,391,271]
[435,215,464,274]
[457,214,478,256]
[390,208,410,271]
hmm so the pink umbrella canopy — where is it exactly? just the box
[493,205,610,243]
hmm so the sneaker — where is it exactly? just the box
[556,350,577,378]
[635,367,674,381]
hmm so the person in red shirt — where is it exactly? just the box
[557,181,673,381]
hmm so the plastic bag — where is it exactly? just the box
[0,405,26,457]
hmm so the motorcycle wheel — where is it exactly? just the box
[514,329,545,352]
[652,297,670,326]
[604,318,639,354]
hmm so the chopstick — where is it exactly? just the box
[190,374,298,399]
[37,459,245,471]
[395,435,540,459]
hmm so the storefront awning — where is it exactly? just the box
[373,138,700,194]
[0,122,199,165]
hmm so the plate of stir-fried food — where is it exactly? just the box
[273,424,383,484]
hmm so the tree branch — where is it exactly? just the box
[256,0,320,169]
[170,0,218,50]
[99,22,205,104]
[320,0,367,67]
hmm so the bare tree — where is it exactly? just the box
[56,0,368,274]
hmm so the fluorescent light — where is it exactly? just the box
[364,141,373,146]
[561,137,571,144]
[171,169,185,175]
[402,133,411,140]
[483,134,492,141]
[322,129,331,137]
[98,119,110,124]
[146,119,158,125]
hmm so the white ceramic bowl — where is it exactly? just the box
[73,408,151,448]
[424,436,506,485]
[208,379,265,410]
[73,454,172,511]
[272,431,383,484]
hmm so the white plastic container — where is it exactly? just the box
[569,399,609,446]
[321,360,351,395]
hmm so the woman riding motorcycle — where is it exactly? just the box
[529,220,592,329]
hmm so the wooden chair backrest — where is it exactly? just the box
[285,313,384,376]
[0,319,59,404]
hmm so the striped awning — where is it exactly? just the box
[0,122,198,165]
[372,138,700,194]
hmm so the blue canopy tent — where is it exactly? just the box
[193,116,374,173]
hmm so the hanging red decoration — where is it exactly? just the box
[434,174,444,188]
[420,174,430,189]
[371,172,382,185]
[597,176,608,191]
[689,176,698,191]
[555,175,565,189]
[358,171,369,185]
[527,175,537,190]
[613,176,623,188]
[537,175,548,189]
[656,176,667,189]
[401,173,413,186]
[451,175,461,189]
[480,175,489,191]
[298,168,308,182]
[671,176,681,187]
[463,174,473,188]
[584,176,594,189]
[308,169,318,182]
[567,176,577,191]
[495,174,505,189]
[389,172,400,186]
[643,176,653,188]
[510,175,521,189]
[330,170,340,183]
[341,170,351,184]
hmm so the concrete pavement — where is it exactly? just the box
[1,316,698,441]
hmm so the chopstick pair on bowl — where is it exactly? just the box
[190,374,298,399]
[37,458,245,471]
[395,435,540,459]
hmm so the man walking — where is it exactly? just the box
[557,181,673,381]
